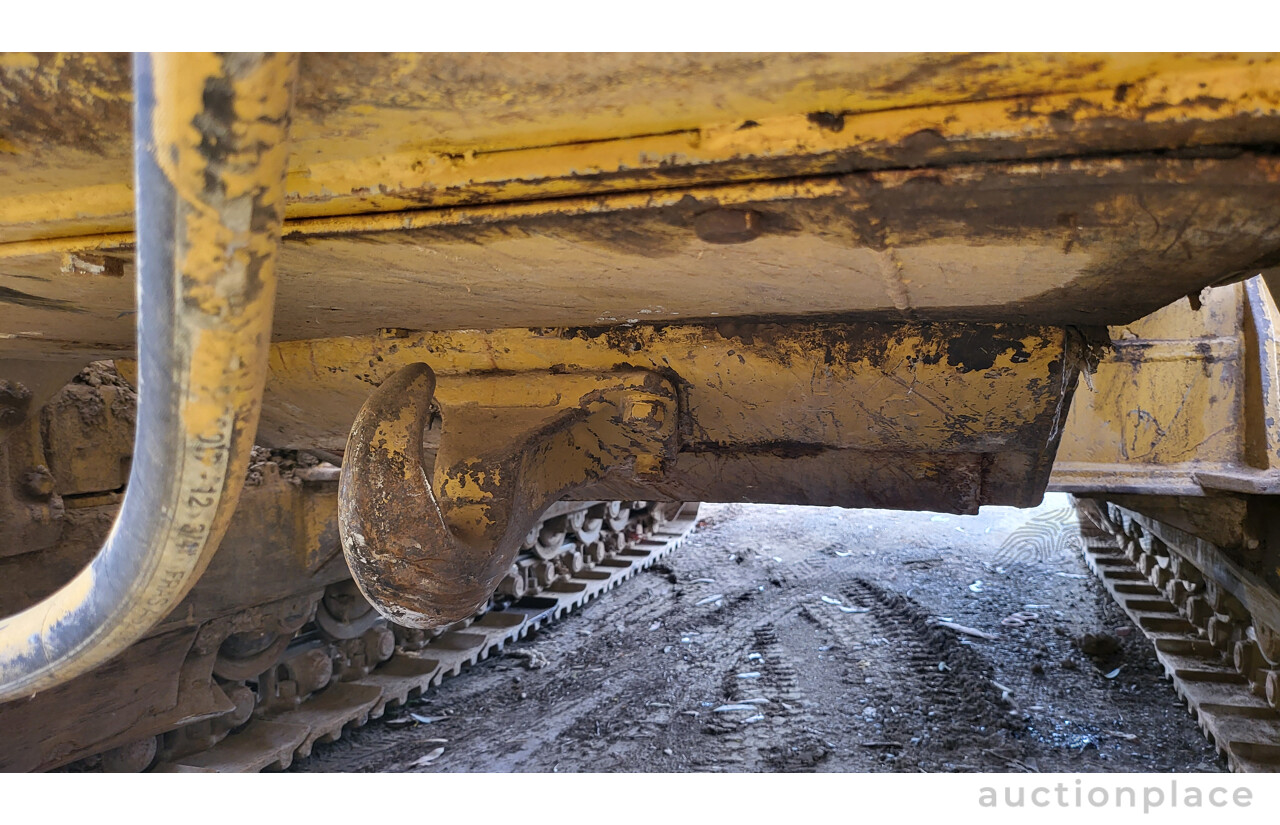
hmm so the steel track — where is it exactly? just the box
[1081,504,1280,772]
[151,505,701,772]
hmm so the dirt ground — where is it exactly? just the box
[293,494,1223,773]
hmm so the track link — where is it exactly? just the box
[152,505,701,773]
[1080,503,1280,772]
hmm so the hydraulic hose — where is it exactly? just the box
[0,53,297,701]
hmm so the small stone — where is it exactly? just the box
[1078,632,1121,659]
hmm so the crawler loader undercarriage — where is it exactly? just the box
[2,52,1280,770]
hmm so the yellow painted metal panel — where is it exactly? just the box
[2,53,1278,245]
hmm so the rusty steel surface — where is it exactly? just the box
[339,362,678,628]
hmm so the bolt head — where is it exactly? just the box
[1235,640,1260,675]
[286,648,334,694]
[1207,616,1234,650]
[498,569,526,600]
[1186,595,1212,625]
[363,626,396,664]
[223,683,257,729]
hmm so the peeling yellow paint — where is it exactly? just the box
[2,53,1278,245]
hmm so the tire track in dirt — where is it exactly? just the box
[822,578,1015,770]
[296,502,1219,773]
[297,522,846,772]
[298,533,1016,772]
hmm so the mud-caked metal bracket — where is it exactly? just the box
[338,363,678,629]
